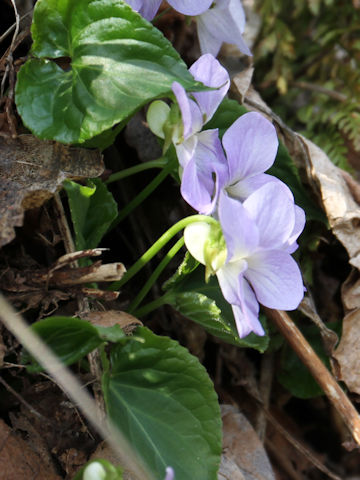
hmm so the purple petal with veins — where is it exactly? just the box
[168,0,212,15]
[125,0,161,20]
[243,182,295,249]
[222,112,278,183]
[245,250,304,310]
[189,54,230,122]
[172,82,203,139]
[196,0,251,56]
[180,130,228,214]
[218,191,259,261]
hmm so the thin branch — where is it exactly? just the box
[291,81,347,102]
[0,10,32,44]
[266,308,360,447]
[0,0,19,98]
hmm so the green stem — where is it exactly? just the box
[109,214,218,291]
[128,236,185,314]
[133,294,170,318]
[111,159,174,229]
[105,158,167,184]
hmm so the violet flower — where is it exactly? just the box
[125,0,212,20]
[164,466,175,480]
[196,0,251,56]
[184,184,305,338]
[147,54,229,214]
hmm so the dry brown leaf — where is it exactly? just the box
[0,418,61,480]
[0,134,103,247]
[301,138,360,270]
[219,405,275,480]
[82,310,142,334]
[333,309,360,394]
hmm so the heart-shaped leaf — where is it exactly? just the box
[15,0,199,144]
[103,327,222,480]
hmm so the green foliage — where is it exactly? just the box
[25,316,105,372]
[163,256,269,351]
[63,178,117,251]
[254,0,360,169]
[15,0,200,145]
[103,327,222,480]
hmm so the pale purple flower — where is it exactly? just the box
[184,184,305,338]
[182,111,292,217]
[164,466,175,480]
[125,0,212,20]
[196,0,251,56]
[172,54,230,214]
[147,54,230,214]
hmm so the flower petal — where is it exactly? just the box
[172,82,203,139]
[180,130,228,214]
[245,250,304,310]
[189,54,230,122]
[168,0,212,15]
[286,205,306,253]
[125,0,161,20]
[217,266,263,338]
[196,0,251,56]
[226,172,280,201]
[164,466,175,480]
[222,112,278,183]
[243,182,295,249]
[218,191,259,261]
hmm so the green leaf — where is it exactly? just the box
[103,327,222,480]
[25,316,103,372]
[204,97,247,136]
[15,0,199,145]
[164,265,269,351]
[63,178,117,250]
[94,324,126,343]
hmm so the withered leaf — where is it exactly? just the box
[333,309,360,394]
[0,134,103,247]
[0,418,61,480]
[82,310,142,335]
[219,405,275,480]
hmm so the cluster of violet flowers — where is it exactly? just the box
[125,0,251,57]
[147,54,305,339]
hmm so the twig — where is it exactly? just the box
[0,10,32,44]
[265,308,360,447]
[256,353,273,442]
[265,409,342,480]
[291,81,347,102]
[0,376,56,427]
[0,294,153,480]
[0,0,19,98]
[53,193,76,255]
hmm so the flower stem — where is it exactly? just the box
[132,294,170,318]
[111,159,175,229]
[128,236,185,314]
[105,158,168,184]
[109,214,218,291]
